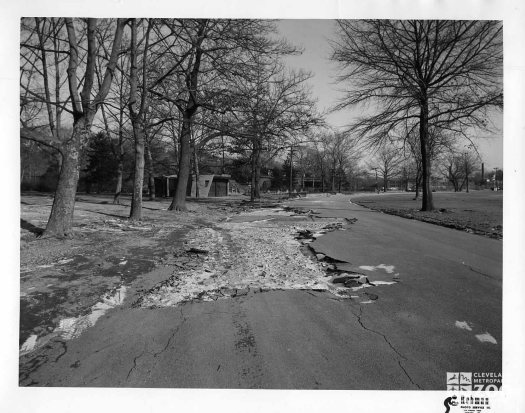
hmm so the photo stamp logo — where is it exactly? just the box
[444,395,458,413]
[447,372,502,391]
[443,395,492,413]
[447,372,472,391]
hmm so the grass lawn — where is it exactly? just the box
[352,190,503,239]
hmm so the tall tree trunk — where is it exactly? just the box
[53,18,62,140]
[113,57,126,205]
[145,138,155,201]
[43,18,124,237]
[128,18,146,221]
[169,115,192,211]
[251,159,257,201]
[113,129,124,205]
[35,18,56,138]
[331,163,336,192]
[193,145,200,198]
[414,169,421,200]
[169,20,206,211]
[419,99,434,211]
[288,148,293,197]
[255,154,261,199]
[44,119,89,236]
[129,120,145,220]
[251,140,261,201]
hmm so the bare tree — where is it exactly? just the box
[438,147,479,192]
[20,18,70,168]
[230,63,321,200]
[149,19,311,208]
[318,131,360,192]
[21,18,125,237]
[94,26,132,205]
[128,19,152,221]
[371,144,404,192]
[331,20,502,210]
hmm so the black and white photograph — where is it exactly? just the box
[1,1,524,412]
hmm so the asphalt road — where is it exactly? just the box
[20,194,502,389]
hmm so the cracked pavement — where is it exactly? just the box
[19,194,502,389]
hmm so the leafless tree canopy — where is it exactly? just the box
[331,20,502,210]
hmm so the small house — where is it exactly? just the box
[154,174,231,198]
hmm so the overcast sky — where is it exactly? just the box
[276,19,504,170]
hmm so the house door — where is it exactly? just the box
[210,179,227,197]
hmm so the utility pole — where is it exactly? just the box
[288,146,293,197]
[464,152,469,193]
[221,135,225,175]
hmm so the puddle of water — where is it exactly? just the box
[20,286,127,354]
[475,332,497,344]
[455,320,473,331]
[99,257,156,281]
[19,288,69,345]
[54,286,127,340]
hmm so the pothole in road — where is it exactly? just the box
[294,223,401,303]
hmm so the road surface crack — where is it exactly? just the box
[464,264,496,280]
[53,340,68,363]
[396,360,422,390]
[126,344,146,381]
[126,307,187,382]
[303,290,345,302]
[354,306,422,390]
[153,306,187,358]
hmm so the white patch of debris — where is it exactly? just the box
[139,210,351,308]
[475,332,498,345]
[455,320,473,331]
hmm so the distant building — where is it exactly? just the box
[154,174,231,198]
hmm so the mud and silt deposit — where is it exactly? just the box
[137,207,398,307]
[20,202,400,355]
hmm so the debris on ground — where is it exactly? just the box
[19,194,402,356]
